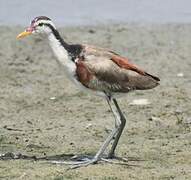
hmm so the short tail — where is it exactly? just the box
[131,72,160,90]
[145,72,160,81]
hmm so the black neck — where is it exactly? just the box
[46,24,70,50]
[46,24,83,61]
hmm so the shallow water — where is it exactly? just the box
[0,0,191,26]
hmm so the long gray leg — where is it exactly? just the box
[50,97,126,169]
[68,97,122,168]
[108,98,126,158]
[64,125,119,169]
[106,97,121,128]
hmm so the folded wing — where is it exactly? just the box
[76,46,160,93]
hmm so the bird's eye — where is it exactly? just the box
[38,23,43,27]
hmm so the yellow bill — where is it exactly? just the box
[17,31,32,39]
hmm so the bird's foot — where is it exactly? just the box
[49,155,99,169]
[101,157,140,167]
[101,155,143,167]
[49,155,139,169]
[70,158,98,169]
[101,156,129,166]
[107,154,129,162]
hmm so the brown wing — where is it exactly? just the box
[76,59,131,92]
[83,45,160,81]
[76,45,159,93]
[111,55,160,81]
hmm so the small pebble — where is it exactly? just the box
[85,123,92,129]
[27,120,32,124]
[184,118,191,124]
[129,99,150,105]
[175,109,183,114]
[50,96,56,100]
[88,29,96,34]
[177,73,184,77]
[148,116,162,121]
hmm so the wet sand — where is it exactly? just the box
[0,24,191,179]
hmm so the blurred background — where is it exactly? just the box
[0,0,191,26]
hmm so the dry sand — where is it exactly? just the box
[0,24,190,179]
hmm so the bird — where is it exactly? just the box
[17,16,160,168]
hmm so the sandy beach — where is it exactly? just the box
[0,24,191,179]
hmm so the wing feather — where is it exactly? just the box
[76,45,159,92]
[111,55,160,81]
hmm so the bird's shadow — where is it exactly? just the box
[0,152,78,161]
[0,152,145,167]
